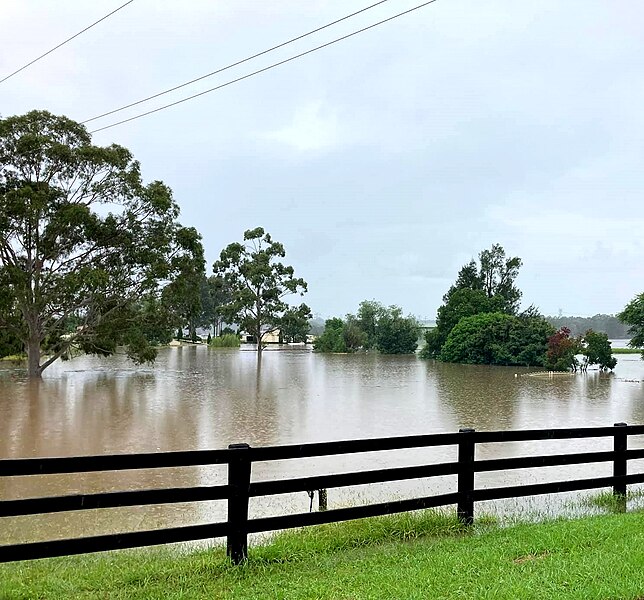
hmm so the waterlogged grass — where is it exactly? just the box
[579,489,644,513]
[209,334,241,348]
[4,510,644,599]
[612,347,643,354]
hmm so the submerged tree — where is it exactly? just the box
[438,312,553,366]
[213,227,311,357]
[0,110,204,377]
[580,330,617,372]
[314,301,418,355]
[421,244,523,359]
[545,327,580,372]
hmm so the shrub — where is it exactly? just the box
[209,334,240,348]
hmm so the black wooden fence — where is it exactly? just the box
[2,423,644,564]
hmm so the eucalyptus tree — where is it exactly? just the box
[618,293,644,360]
[213,227,310,356]
[0,110,204,377]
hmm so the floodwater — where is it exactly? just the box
[1,345,643,545]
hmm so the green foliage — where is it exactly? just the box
[439,312,552,366]
[375,306,419,354]
[580,330,617,371]
[478,244,523,313]
[161,233,206,342]
[209,333,240,348]
[545,327,581,371]
[212,227,311,355]
[0,327,23,359]
[200,274,233,337]
[315,303,419,355]
[354,300,387,350]
[314,318,348,353]
[279,304,311,343]
[618,293,644,360]
[421,288,495,358]
[421,244,523,360]
[0,110,204,377]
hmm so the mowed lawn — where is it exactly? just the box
[2,511,644,599]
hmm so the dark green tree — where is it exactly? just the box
[313,318,347,353]
[439,312,515,365]
[213,227,311,356]
[315,302,418,355]
[618,294,644,360]
[478,244,523,313]
[581,330,617,371]
[507,312,555,367]
[420,289,493,358]
[0,327,22,358]
[439,312,553,366]
[421,244,523,359]
[353,300,387,350]
[200,274,233,337]
[375,306,419,354]
[279,304,311,343]
[0,110,203,377]
[161,231,206,342]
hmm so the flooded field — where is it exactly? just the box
[1,345,643,545]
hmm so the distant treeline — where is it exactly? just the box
[545,315,630,339]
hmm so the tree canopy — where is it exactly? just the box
[439,312,554,366]
[212,227,311,355]
[618,293,644,360]
[421,244,524,360]
[314,301,419,355]
[0,110,204,377]
[580,330,617,372]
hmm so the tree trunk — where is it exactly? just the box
[27,334,42,378]
[256,328,263,358]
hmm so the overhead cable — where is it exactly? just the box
[90,0,439,134]
[0,0,136,85]
[83,0,392,124]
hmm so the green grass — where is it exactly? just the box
[209,334,241,348]
[3,510,644,599]
[612,347,643,354]
[0,353,25,361]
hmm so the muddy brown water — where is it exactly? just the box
[1,345,643,545]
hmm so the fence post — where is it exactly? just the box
[613,423,627,509]
[318,488,328,511]
[457,428,475,525]
[227,443,251,564]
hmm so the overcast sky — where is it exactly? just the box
[2,0,643,319]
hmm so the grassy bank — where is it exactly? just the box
[612,347,643,354]
[3,510,644,599]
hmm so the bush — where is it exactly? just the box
[209,334,240,348]
[314,318,348,353]
[440,312,553,366]
[375,309,419,354]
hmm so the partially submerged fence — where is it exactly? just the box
[2,423,644,564]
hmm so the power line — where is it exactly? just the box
[0,0,135,85]
[89,0,439,134]
[83,0,392,124]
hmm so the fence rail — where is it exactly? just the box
[2,423,643,564]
